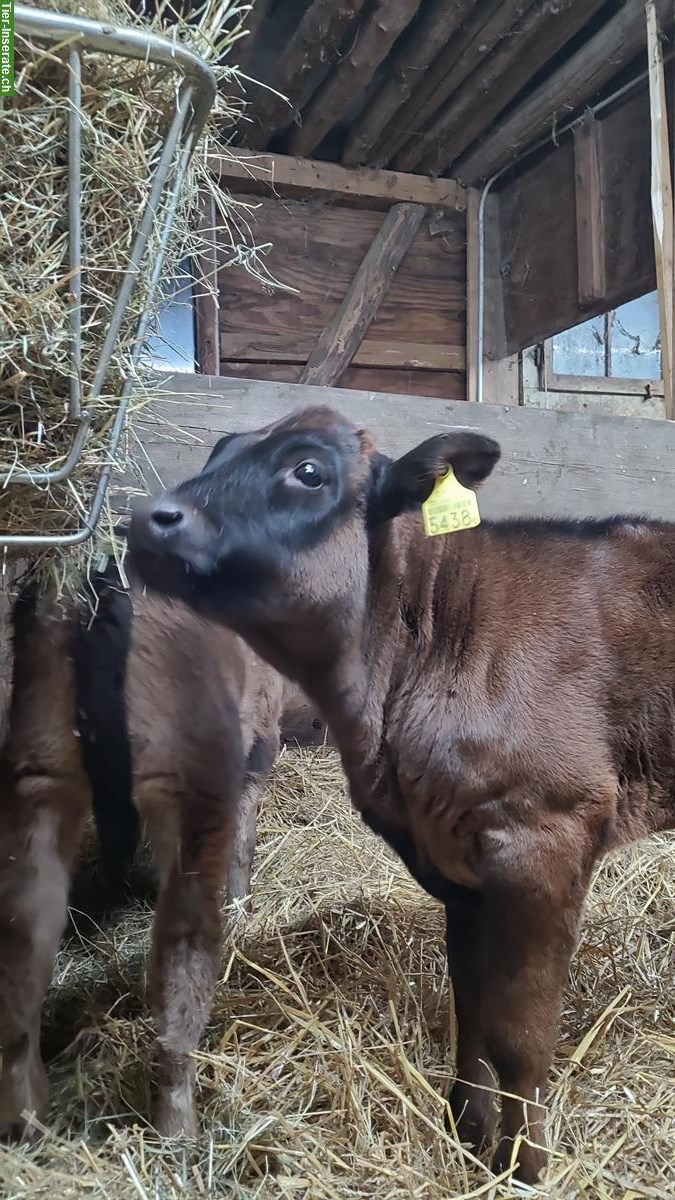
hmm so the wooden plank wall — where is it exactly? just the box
[217,196,467,401]
[138,374,675,521]
[495,72,674,355]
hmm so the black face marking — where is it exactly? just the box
[127,415,368,619]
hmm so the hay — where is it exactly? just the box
[0,745,673,1198]
[0,0,268,585]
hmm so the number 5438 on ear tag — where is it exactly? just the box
[421,468,481,538]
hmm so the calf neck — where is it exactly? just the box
[128,406,675,1184]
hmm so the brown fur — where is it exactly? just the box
[127,406,675,1185]
[0,582,284,1140]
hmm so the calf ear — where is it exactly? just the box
[369,430,500,524]
[202,433,234,472]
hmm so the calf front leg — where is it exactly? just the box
[444,887,497,1150]
[149,798,233,1137]
[480,820,594,1185]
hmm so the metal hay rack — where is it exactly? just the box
[2,5,216,548]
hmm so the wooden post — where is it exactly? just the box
[646,0,673,419]
[193,192,220,377]
[299,202,425,386]
[472,188,511,404]
[573,114,606,309]
[466,188,480,404]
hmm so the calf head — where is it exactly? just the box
[128,406,500,680]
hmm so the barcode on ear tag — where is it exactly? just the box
[421,468,481,538]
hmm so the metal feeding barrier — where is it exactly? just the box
[1,6,216,547]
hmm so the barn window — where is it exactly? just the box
[539,292,664,398]
[145,258,196,374]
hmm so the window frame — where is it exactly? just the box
[538,303,664,398]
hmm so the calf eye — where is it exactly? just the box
[293,461,324,489]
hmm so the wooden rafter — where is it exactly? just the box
[284,0,423,160]
[209,149,467,210]
[369,0,519,169]
[456,0,673,185]
[413,0,608,177]
[573,115,606,309]
[646,0,674,419]
[395,0,535,173]
[242,0,367,151]
[299,202,426,386]
[227,0,271,76]
[340,0,474,167]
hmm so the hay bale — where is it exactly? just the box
[0,0,259,587]
[0,746,673,1197]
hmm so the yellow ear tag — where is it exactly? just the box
[421,468,481,537]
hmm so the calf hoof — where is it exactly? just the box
[0,1059,48,1143]
[492,1135,547,1185]
[0,1116,43,1145]
[155,1087,198,1139]
[445,1080,497,1151]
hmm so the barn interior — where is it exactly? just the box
[157,0,673,421]
[2,0,675,1197]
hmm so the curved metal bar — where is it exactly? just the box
[89,82,195,403]
[68,47,82,420]
[0,412,92,490]
[14,5,217,135]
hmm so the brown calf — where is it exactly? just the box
[0,567,284,1140]
[128,405,675,1185]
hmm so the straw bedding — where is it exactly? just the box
[0,745,672,1199]
[0,0,261,583]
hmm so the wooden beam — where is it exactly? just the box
[646,0,674,420]
[140,374,675,523]
[299,202,426,386]
[414,0,608,177]
[340,0,475,167]
[284,0,423,159]
[209,149,467,211]
[193,191,220,377]
[241,0,367,151]
[384,1,529,172]
[465,188,479,405]
[218,361,468,400]
[456,0,673,186]
[573,114,606,309]
[221,339,465,372]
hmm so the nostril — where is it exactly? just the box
[151,504,185,529]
